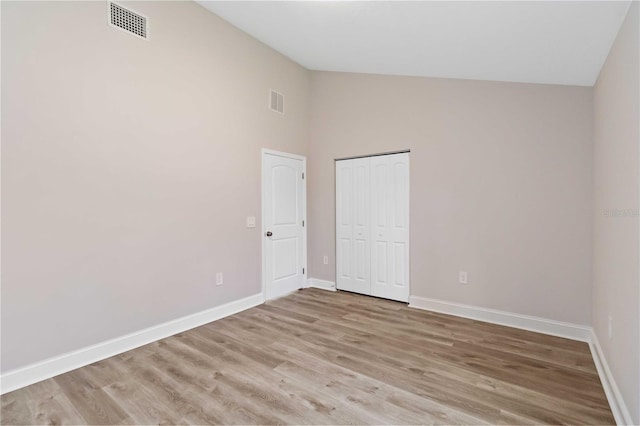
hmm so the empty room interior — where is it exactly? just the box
[1,0,639,425]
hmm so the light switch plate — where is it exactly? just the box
[246,216,256,228]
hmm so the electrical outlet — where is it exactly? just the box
[608,316,613,339]
[323,255,329,265]
[216,272,223,286]
[459,271,468,284]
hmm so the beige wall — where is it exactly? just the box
[308,72,593,325]
[593,2,640,423]
[1,1,309,372]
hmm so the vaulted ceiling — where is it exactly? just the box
[198,1,631,86]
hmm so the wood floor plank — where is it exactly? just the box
[54,372,128,425]
[1,392,33,425]
[22,379,86,426]
[0,289,614,425]
[145,339,287,425]
[114,348,229,425]
[248,317,505,423]
[171,328,377,425]
[102,378,184,425]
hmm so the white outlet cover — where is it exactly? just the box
[216,272,223,285]
[323,256,329,265]
[246,216,256,228]
[459,271,468,284]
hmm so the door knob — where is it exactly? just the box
[266,231,273,237]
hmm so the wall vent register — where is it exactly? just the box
[109,2,148,40]
[270,90,284,114]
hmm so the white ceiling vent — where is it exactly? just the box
[269,90,284,114]
[109,2,148,40]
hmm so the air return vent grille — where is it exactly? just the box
[269,90,284,114]
[109,2,148,39]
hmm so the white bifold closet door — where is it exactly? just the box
[336,153,410,302]
[336,157,371,296]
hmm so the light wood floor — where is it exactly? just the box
[1,289,614,425]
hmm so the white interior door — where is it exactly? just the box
[263,151,305,300]
[336,158,371,295]
[370,153,410,302]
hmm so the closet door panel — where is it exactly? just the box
[371,153,410,302]
[336,158,371,295]
[351,158,371,293]
[336,161,353,289]
[391,157,410,294]
[371,156,390,287]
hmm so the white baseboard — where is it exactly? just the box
[0,293,263,395]
[589,330,634,425]
[408,296,591,342]
[306,278,336,292]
